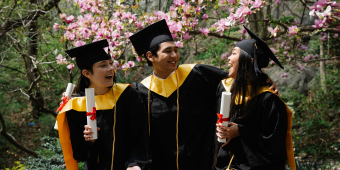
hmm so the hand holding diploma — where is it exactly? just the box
[216,122,239,147]
[54,83,75,130]
[216,92,231,143]
[86,88,98,140]
[84,125,100,143]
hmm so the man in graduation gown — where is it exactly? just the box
[129,20,278,170]
[56,40,150,170]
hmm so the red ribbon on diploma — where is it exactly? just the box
[87,107,96,120]
[56,96,69,113]
[216,113,229,124]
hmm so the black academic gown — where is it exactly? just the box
[65,85,150,170]
[215,82,287,170]
[133,64,229,170]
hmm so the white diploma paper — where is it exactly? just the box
[86,88,97,140]
[218,92,232,143]
[54,83,75,130]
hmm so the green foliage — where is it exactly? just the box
[5,161,25,170]
[282,65,340,160]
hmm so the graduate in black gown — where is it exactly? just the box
[56,40,150,170]
[214,26,295,170]
[129,20,278,170]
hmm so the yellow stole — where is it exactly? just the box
[221,78,296,170]
[56,83,130,170]
[140,64,196,98]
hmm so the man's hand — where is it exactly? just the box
[127,166,141,170]
[216,122,239,147]
[84,125,100,144]
[266,77,280,96]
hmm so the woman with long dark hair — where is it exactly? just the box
[56,40,150,170]
[214,26,295,170]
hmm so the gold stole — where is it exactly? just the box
[140,64,195,97]
[221,78,296,170]
[56,83,130,170]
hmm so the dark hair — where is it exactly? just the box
[144,43,160,67]
[75,61,116,94]
[229,49,269,122]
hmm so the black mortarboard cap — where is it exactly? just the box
[235,25,284,75]
[129,19,174,66]
[65,39,111,70]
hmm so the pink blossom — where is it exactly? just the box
[233,42,237,45]
[297,43,301,48]
[66,15,74,23]
[74,40,86,47]
[183,32,191,40]
[121,63,128,70]
[280,72,289,78]
[173,0,185,6]
[227,0,236,4]
[60,13,67,20]
[113,60,120,68]
[171,34,177,39]
[56,54,66,64]
[252,0,264,9]
[203,14,208,20]
[295,20,300,25]
[67,64,75,73]
[53,23,60,31]
[64,31,75,41]
[288,26,299,35]
[199,28,210,36]
[304,56,309,61]
[170,6,176,11]
[221,53,227,59]
[334,33,339,38]
[268,26,279,37]
[283,51,288,55]
[291,61,295,65]
[91,23,99,31]
[127,61,135,68]
[281,40,286,47]
[297,69,300,73]
[175,41,183,48]
[320,35,327,41]
[291,54,296,58]
[275,0,280,5]
[122,12,131,19]
[315,54,319,58]
[136,56,143,62]
[312,19,326,28]
[239,29,246,34]
[270,48,278,54]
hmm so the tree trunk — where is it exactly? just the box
[320,44,327,94]
[26,0,45,118]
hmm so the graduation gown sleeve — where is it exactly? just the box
[237,92,288,167]
[124,87,151,169]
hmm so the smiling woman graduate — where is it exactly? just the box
[214,26,295,170]
[56,40,150,170]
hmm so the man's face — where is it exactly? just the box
[151,41,179,75]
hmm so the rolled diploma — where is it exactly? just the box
[54,83,75,130]
[86,88,97,140]
[217,92,232,143]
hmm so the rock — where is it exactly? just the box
[265,64,319,96]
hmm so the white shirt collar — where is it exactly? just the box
[153,71,175,80]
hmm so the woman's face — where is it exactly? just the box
[84,59,115,88]
[228,47,240,79]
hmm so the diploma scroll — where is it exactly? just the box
[54,83,75,130]
[86,88,97,140]
[217,92,231,143]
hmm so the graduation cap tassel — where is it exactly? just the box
[253,44,262,77]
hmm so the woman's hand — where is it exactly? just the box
[216,122,239,147]
[84,125,100,144]
[266,77,280,96]
[127,166,141,170]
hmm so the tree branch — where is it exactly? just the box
[0,110,39,158]
[0,64,25,74]
[189,31,242,41]
[0,0,60,38]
